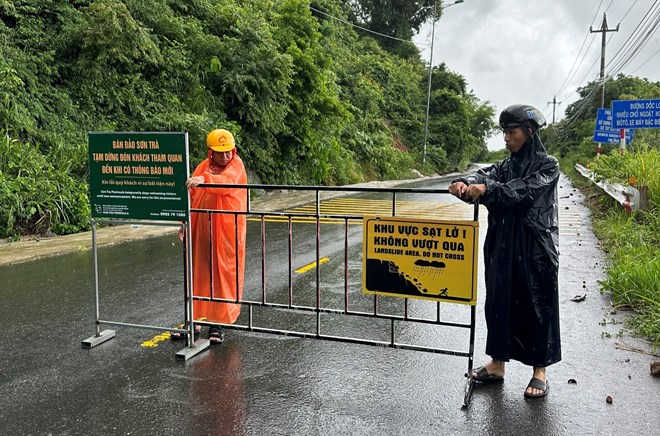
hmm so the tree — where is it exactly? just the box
[424,64,496,171]
[547,74,660,160]
[0,0,496,237]
[346,0,436,55]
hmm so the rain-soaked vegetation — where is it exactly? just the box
[0,0,497,239]
[588,147,660,345]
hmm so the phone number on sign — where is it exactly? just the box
[158,211,186,218]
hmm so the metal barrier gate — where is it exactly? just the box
[83,182,480,408]
[191,183,480,408]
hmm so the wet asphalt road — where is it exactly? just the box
[1,173,659,436]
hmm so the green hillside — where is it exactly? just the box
[0,0,497,238]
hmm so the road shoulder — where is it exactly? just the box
[0,174,454,267]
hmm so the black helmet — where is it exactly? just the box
[499,104,547,130]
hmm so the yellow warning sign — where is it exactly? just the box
[362,216,479,305]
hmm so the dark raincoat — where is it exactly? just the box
[456,134,561,367]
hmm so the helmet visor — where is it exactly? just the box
[502,121,522,128]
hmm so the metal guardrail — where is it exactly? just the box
[575,164,641,213]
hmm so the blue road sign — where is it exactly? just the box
[593,108,634,144]
[612,99,660,129]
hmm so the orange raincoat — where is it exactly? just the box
[189,151,247,324]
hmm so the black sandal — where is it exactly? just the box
[524,377,549,398]
[472,366,504,382]
[208,326,225,345]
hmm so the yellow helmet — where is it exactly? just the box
[206,128,235,152]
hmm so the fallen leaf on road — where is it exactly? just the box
[651,361,660,377]
[570,294,587,302]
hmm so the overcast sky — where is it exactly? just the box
[412,0,660,150]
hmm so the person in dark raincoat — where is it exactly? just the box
[448,104,560,398]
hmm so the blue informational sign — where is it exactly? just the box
[611,99,660,129]
[593,108,634,144]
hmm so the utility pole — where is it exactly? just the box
[422,1,437,164]
[590,13,619,159]
[547,95,561,124]
[422,0,464,164]
[590,13,619,108]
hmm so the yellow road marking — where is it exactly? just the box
[140,318,207,348]
[295,257,329,273]
[140,332,171,348]
[246,197,584,235]
[248,199,477,223]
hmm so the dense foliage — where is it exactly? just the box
[0,0,496,238]
[346,0,435,56]
[593,206,660,343]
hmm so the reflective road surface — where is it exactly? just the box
[1,173,659,435]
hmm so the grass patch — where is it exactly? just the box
[593,209,660,345]
[560,150,660,346]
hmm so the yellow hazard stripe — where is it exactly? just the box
[247,199,476,223]
[295,257,329,273]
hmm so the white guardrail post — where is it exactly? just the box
[575,164,640,213]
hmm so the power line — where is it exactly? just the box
[554,84,601,138]
[556,33,598,99]
[603,0,615,15]
[554,0,604,97]
[546,0,657,139]
[629,45,660,74]
[556,0,644,110]
[619,0,641,23]
[592,0,606,25]
[558,37,604,105]
[555,31,595,97]
[606,0,659,72]
[557,25,625,114]
[606,1,660,76]
[309,6,429,46]
[557,1,658,134]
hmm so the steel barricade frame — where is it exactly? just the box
[81,219,211,359]
[190,182,480,408]
[81,180,480,407]
[82,131,211,360]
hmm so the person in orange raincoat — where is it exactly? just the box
[182,128,247,344]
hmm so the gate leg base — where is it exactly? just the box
[462,377,475,409]
[81,329,116,349]
[175,338,211,361]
